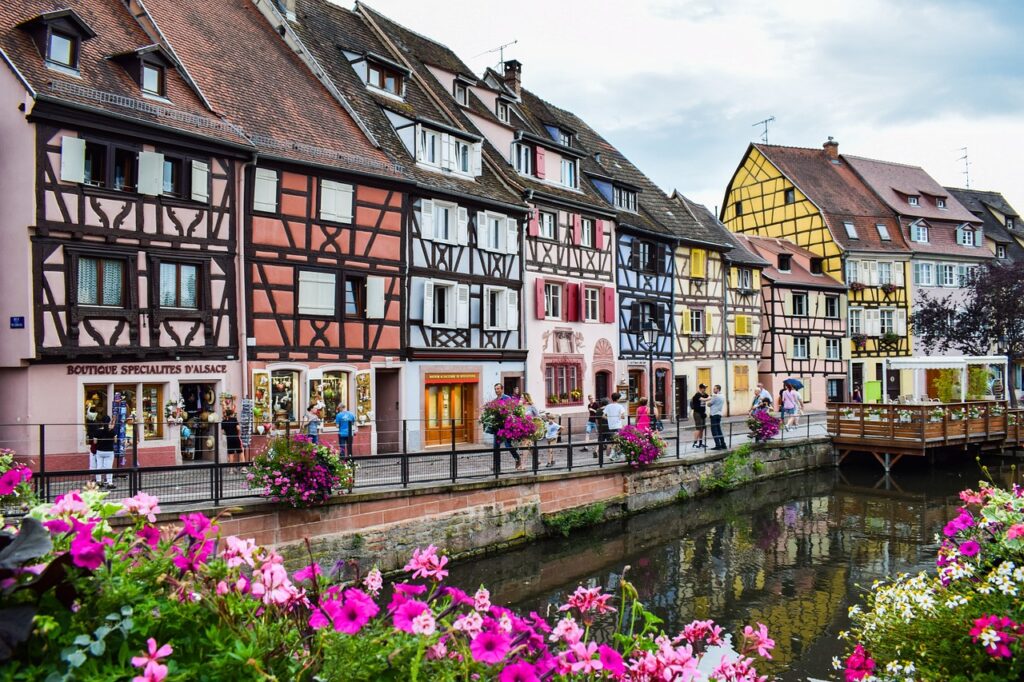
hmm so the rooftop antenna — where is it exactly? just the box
[753,116,775,144]
[957,146,971,188]
[474,39,518,68]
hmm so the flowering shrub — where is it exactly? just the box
[838,478,1024,680]
[480,399,539,443]
[746,411,781,442]
[0,448,34,513]
[1,489,774,680]
[929,407,946,422]
[992,404,1005,417]
[247,434,353,507]
[612,425,666,468]
[880,282,899,295]
[949,407,966,421]
[968,405,985,420]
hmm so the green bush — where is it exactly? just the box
[542,502,607,537]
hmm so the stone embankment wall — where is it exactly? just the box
[181,437,833,572]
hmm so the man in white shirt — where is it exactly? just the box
[601,391,627,461]
[705,385,727,450]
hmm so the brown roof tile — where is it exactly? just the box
[845,155,978,223]
[736,235,845,289]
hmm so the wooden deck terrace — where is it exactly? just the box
[827,401,1024,471]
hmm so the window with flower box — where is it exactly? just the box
[544,362,582,406]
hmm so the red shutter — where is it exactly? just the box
[535,278,546,320]
[595,219,605,251]
[603,286,616,323]
[572,214,582,245]
[534,146,546,179]
[579,285,587,321]
[566,283,580,322]
[528,207,539,237]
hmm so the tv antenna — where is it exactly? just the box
[957,147,971,188]
[475,39,518,68]
[753,116,775,144]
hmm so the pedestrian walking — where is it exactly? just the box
[488,383,522,471]
[222,410,243,463]
[542,414,561,467]
[602,392,627,461]
[91,415,117,489]
[782,383,802,431]
[334,403,356,457]
[302,407,321,444]
[582,395,599,451]
[704,385,727,450]
[635,397,651,431]
[691,384,708,448]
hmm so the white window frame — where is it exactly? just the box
[911,222,929,243]
[483,286,507,330]
[792,336,810,360]
[998,244,1007,259]
[560,158,577,188]
[512,143,532,175]
[876,223,891,240]
[843,221,858,239]
[454,81,468,106]
[496,101,510,124]
[849,308,863,335]
[580,218,595,248]
[880,308,895,335]
[539,211,556,240]
[825,295,839,319]
[487,214,504,252]
[690,309,704,335]
[1008,218,1015,230]
[908,196,920,207]
[614,187,637,212]
[298,270,336,317]
[825,338,841,360]
[913,262,935,286]
[941,264,957,287]
[846,260,859,284]
[419,128,440,167]
[432,200,457,244]
[791,292,808,317]
[583,287,600,322]
[319,179,354,224]
[544,282,562,320]
[936,198,946,209]
[956,226,977,247]
[737,268,752,290]
[878,261,892,285]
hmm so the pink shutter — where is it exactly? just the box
[595,219,605,250]
[534,146,546,179]
[528,207,539,237]
[566,283,580,322]
[572,214,582,245]
[603,286,616,323]
[535,278,546,320]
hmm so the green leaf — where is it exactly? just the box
[73,635,91,646]
[66,650,86,668]
[89,639,105,656]
[93,625,111,640]
[0,518,53,569]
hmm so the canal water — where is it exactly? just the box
[446,459,1019,680]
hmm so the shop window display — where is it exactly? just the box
[271,371,299,425]
[310,371,348,423]
[180,383,217,460]
[140,384,164,440]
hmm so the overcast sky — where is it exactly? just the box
[355,0,1024,215]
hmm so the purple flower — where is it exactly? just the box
[499,660,540,682]
[959,539,981,557]
[470,630,511,665]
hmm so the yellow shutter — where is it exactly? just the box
[842,339,852,360]
[681,305,691,334]
[752,269,761,289]
[729,267,738,290]
[705,310,713,334]
[734,365,749,392]
[691,249,706,278]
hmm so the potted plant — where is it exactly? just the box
[949,408,965,421]
[840,407,855,419]
[851,334,868,349]
[569,389,583,402]
[866,407,882,420]
[896,409,912,423]
[748,411,782,441]
[991,404,1005,417]
[880,282,899,295]
[881,332,900,345]
[547,394,561,405]
[928,406,945,422]
[850,281,867,292]
[968,405,984,420]
[612,424,667,467]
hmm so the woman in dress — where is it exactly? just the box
[221,410,243,463]
[635,397,651,431]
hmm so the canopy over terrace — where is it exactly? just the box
[882,355,1009,402]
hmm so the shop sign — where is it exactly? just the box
[66,363,229,376]
[424,372,479,385]
[626,360,648,368]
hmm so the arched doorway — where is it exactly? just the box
[595,371,611,401]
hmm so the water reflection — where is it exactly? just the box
[446,460,1019,680]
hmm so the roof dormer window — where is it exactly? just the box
[18,9,97,74]
[416,124,480,177]
[908,196,920,207]
[614,186,637,213]
[142,62,165,97]
[454,81,468,106]
[936,197,946,209]
[368,63,403,96]
[1007,217,1015,230]
[111,45,174,99]
[843,221,859,239]
[558,130,572,147]
[496,100,510,124]
[777,254,792,272]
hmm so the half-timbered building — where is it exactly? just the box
[0,0,251,466]
[362,8,619,421]
[146,0,408,453]
[722,140,912,402]
[282,0,528,451]
[736,235,848,410]
[671,195,767,417]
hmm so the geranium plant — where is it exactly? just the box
[480,399,538,443]
[1,489,775,680]
[0,448,34,515]
[747,411,781,442]
[839,476,1024,680]
[247,434,353,507]
[612,424,666,467]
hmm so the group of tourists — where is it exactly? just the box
[689,380,806,450]
[299,403,357,456]
[487,383,662,470]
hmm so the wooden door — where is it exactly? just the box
[375,369,400,454]
[424,383,474,446]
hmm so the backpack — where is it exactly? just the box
[690,393,703,411]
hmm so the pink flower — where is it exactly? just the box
[393,599,430,633]
[1007,523,1024,540]
[499,660,540,682]
[411,610,436,635]
[565,641,603,674]
[474,586,492,612]
[469,630,511,665]
[558,586,616,615]
[179,512,217,540]
[136,525,161,548]
[363,567,383,596]
[0,466,30,495]
[943,508,975,537]
[221,536,258,568]
[250,561,301,606]
[678,619,723,646]
[292,562,322,583]
[131,638,173,682]
[970,615,1019,659]
[403,545,449,582]
[120,492,161,522]
[453,610,484,637]
[741,622,775,659]
[844,644,876,681]
[317,588,379,634]
[958,539,981,558]
[69,521,106,570]
[549,616,583,645]
[598,644,625,677]
[426,639,448,660]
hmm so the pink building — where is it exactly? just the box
[736,236,848,410]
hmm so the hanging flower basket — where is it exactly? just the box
[612,425,666,467]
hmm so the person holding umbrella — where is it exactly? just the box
[781,380,804,431]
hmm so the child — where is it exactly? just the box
[543,415,561,467]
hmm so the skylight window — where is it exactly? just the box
[843,221,859,239]
[876,223,890,240]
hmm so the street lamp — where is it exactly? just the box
[642,320,661,419]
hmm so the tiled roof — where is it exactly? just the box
[679,197,768,266]
[286,0,521,208]
[143,0,397,176]
[946,188,1024,259]
[0,0,249,147]
[844,155,978,223]
[899,217,994,260]
[736,235,845,289]
[751,143,909,255]
[359,3,612,213]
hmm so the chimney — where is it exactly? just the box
[823,136,839,160]
[503,59,522,96]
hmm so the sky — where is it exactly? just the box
[348,0,1024,217]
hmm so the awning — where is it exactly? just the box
[884,356,1006,371]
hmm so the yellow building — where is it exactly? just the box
[721,140,912,402]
